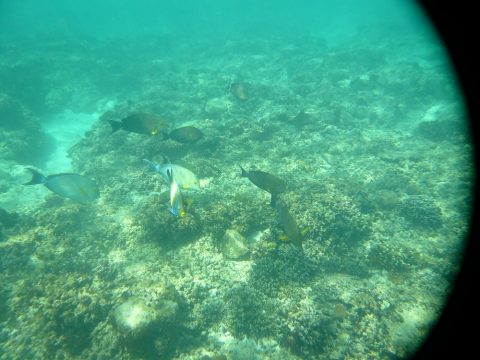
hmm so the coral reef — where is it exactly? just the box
[250,244,319,295]
[224,284,275,338]
[399,195,443,230]
[0,27,473,360]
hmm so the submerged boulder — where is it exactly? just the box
[113,282,180,357]
[221,229,250,260]
[114,285,179,338]
[114,298,161,339]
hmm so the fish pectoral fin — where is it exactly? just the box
[279,234,289,242]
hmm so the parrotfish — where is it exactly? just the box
[23,168,99,204]
[108,112,168,136]
[240,166,286,194]
[165,126,204,144]
[144,159,200,191]
[167,168,186,217]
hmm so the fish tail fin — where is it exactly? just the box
[143,159,158,171]
[23,168,46,185]
[270,194,277,207]
[108,120,122,133]
[239,166,247,177]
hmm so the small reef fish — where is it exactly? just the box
[108,112,168,136]
[165,126,204,144]
[23,168,99,204]
[144,159,200,191]
[230,83,248,101]
[167,168,186,217]
[240,166,286,194]
[271,194,303,249]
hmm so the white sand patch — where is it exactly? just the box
[0,100,115,213]
[42,99,115,172]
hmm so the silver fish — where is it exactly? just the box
[144,159,200,191]
[166,168,185,217]
[23,168,99,204]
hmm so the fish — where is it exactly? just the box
[23,168,99,204]
[230,83,248,101]
[271,194,302,249]
[240,166,286,194]
[108,112,168,136]
[144,159,200,191]
[167,168,186,217]
[165,126,204,143]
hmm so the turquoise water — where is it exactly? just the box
[0,1,474,359]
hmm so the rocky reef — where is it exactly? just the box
[0,30,473,360]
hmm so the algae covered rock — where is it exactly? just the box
[221,229,250,260]
[113,282,180,357]
[114,284,179,340]
[114,298,161,338]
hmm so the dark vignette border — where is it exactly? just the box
[414,2,478,359]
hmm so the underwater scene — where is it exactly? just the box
[0,1,475,359]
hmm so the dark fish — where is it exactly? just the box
[108,112,168,136]
[240,166,286,194]
[271,194,302,249]
[23,168,99,204]
[230,83,248,101]
[166,126,204,143]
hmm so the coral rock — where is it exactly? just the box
[221,229,250,260]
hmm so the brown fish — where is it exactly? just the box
[108,112,168,136]
[240,166,286,194]
[271,194,302,249]
[167,126,204,143]
[230,83,248,101]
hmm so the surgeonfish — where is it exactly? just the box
[240,166,286,194]
[144,159,200,191]
[271,194,303,249]
[23,168,99,204]
[167,168,186,217]
[165,126,204,144]
[108,112,168,136]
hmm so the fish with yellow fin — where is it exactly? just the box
[240,166,286,194]
[144,159,200,191]
[165,125,204,144]
[23,168,99,204]
[271,194,302,249]
[167,168,186,217]
[108,112,168,136]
